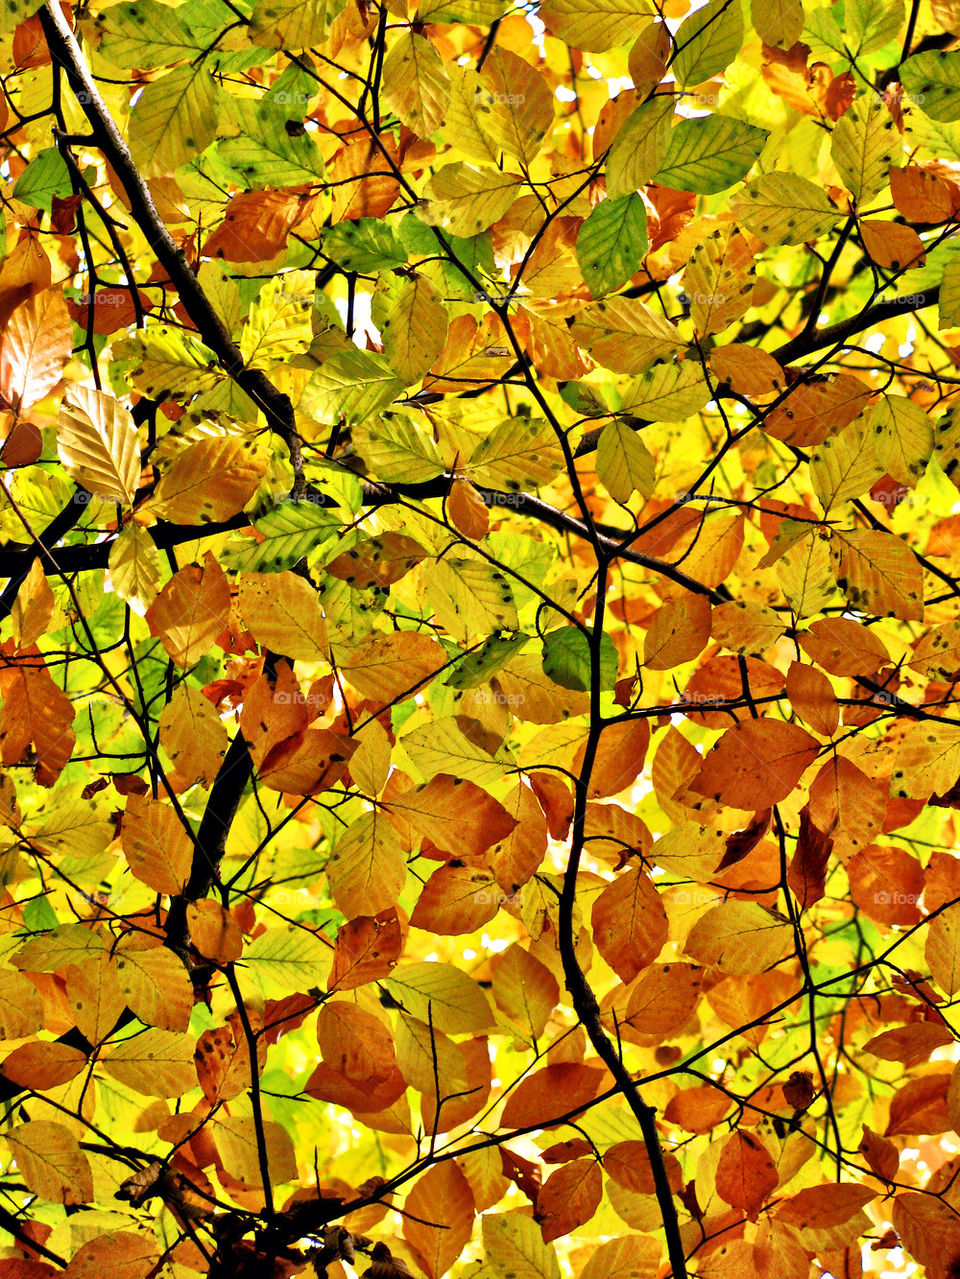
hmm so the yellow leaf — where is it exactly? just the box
[597,419,655,502]
[159,685,228,786]
[122,794,193,895]
[383,276,449,385]
[11,558,54,650]
[151,436,268,523]
[102,1027,197,1097]
[57,385,140,504]
[238,569,327,659]
[6,1121,92,1205]
[145,553,231,668]
[381,32,450,139]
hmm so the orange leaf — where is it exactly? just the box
[403,1162,474,1279]
[410,863,502,935]
[0,288,71,412]
[715,1130,778,1217]
[202,189,311,262]
[145,553,231,669]
[500,1062,607,1130]
[591,867,667,983]
[328,909,402,991]
[535,1159,602,1242]
[1,1041,87,1089]
[692,718,819,809]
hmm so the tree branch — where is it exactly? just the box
[772,289,938,366]
[38,1,306,494]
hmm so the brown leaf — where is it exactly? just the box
[329,910,402,991]
[535,1159,602,1242]
[787,805,833,910]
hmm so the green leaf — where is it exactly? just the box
[128,65,221,177]
[218,100,325,187]
[901,51,960,123]
[673,0,744,89]
[444,633,530,689]
[323,220,408,273]
[831,96,902,204]
[13,150,72,213]
[576,194,648,297]
[731,173,840,245]
[653,116,768,194]
[220,501,341,571]
[299,350,404,427]
[541,626,617,692]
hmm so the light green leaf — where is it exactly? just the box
[831,96,902,205]
[901,51,960,123]
[418,164,522,237]
[424,557,519,643]
[299,350,404,428]
[750,0,803,47]
[128,65,221,177]
[249,0,348,49]
[352,409,445,483]
[731,172,840,245]
[673,0,744,89]
[220,501,341,571]
[619,359,710,420]
[12,149,72,213]
[597,419,656,502]
[653,115,768,194]
[384,962,494,1033]
[576,193,648,297]
[940,257,960,328]
[871,395,934,487]
[243,924,330,999]
[323,220,408,273]
[847,0,903,55]
[93,0,200,67]
[605,96,674,197]
[219,101,325,186]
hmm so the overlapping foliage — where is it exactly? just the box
[1,0,960,1275]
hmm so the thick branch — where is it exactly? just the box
[772,289,938,365]
[0,480,723,600]
[38,2,304,490]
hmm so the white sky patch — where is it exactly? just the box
[899,324,917,357]
[864,332,886,354]
[556,85,578,102]
[333,289,378,347]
